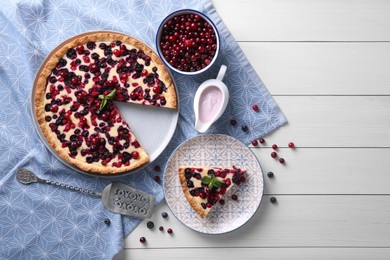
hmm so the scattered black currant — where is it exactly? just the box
[146,221,154,229]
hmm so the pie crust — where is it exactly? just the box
[34,31,177,175]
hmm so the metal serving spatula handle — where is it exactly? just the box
[16,168,102,197]
[16,168,155,218]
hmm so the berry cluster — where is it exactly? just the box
[153,165,161,182]
[139,211,172,244]
[44,38,171,168]
[251,138,295,164]
[159,12,218,73]
[228,103,261,133]
[184,167,246,210]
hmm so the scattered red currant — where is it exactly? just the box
[271,152,278,158]
[159,226,164,231]
[154,165,161,172]
[252,104,259,111]
[154,176,160,182]
[251,140,259,146]
[279,158,285,164]
[259,138,265,144]
[230,119,237,126]
[219,199,225,205]
[272,144,278,150]
[288,142,295,148]
[231,194,238,201]
[139,237,146,243]
[167,228,173,234]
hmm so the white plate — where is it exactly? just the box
[31,31,179,177]
[164,134,264,234]
[114,102,178,162]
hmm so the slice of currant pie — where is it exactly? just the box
[178,166,247,218]
[35,31,177,175]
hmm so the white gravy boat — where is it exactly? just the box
[194,65,229,133]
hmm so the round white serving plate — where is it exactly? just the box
[31,31,179,178]
[164,134,264,234]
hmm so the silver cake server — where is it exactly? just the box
[16,168,155,218]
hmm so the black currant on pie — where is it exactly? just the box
[178,166,246,218]
[34,31,177,175]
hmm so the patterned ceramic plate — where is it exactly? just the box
[164,134,264,234]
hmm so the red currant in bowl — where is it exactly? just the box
[156,9,220,75]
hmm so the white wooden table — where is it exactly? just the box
[115,1,390,259]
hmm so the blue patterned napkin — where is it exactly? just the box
[0,0,286,258]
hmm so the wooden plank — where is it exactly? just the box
[212,0,390,41]
[115,248,390,260]
[255,148,390,195]
[239,42,390,95]
[263,96,390,148]
[125,197,390,248]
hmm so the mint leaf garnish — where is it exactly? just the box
[98,89,116,111]
[99,99,107,111]
[212,178,223,188]
[107,89,117,99]
[201,176,211,185]
[202,174,223,190]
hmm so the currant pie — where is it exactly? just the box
[35,31,177,175]
[178,166,246,218]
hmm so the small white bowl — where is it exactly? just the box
[194,65,229,133]
[156,9,220,75]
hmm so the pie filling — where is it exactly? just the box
[42,38,174,170]
[179,166,246,218]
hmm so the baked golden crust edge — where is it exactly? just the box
[178,167,207,218]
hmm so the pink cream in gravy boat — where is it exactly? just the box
[194,65,229,133]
